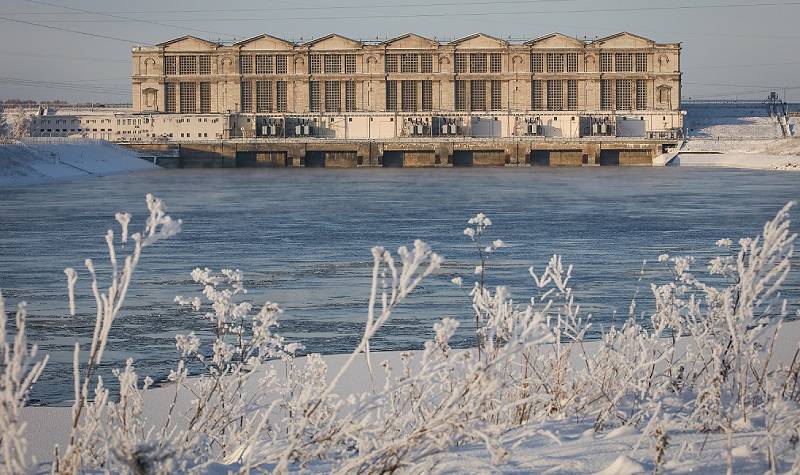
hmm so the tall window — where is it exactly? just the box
[635,53,647,72]
[179,56,197,75]
[470,80,486,111]
[164,57,177,75]
[276,56,287,74]
[455,80,468,111]
[309,55,321,74]
[531,53,544,73]
[470,53,487,73]
[345,81,356,111]
[179,82,196,112]
[385,80,398,111]
[256,81,272,113]
[616,79,632,110]
[547,80,563,111]
[256,55,272,74]
[422,80,433,111]
[199,56,211,75]
[345,54,357,74]
[636,79,647,110]
[421,54,433,73]
[615,53,633,72]
[240,55,253,74]
[165,82,176,112]
[491,80,502,110]
[200,82,211,113]
[309,81,320,112]
[546,53,564,73]
[600,79,612,109]
[324,55,342,74]
[490,53,502,73]
[455,53,467,73]
[566,53,578,72]
[241,81,253,112]
[385,54,398,73]
[531,80,543,110]
[401,81,417,112]
[276,81,287,112]
[401,54,419,73]
[325,81,340,111]
[567,79,578,110]
[600,53,613,73]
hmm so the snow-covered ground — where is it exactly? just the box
[0,140,157,187]
[19,319,800,473]
[678,103,800,170]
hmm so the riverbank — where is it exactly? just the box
[20,319,800,472]
[0,140,157,186]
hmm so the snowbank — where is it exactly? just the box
[19,319,800,472]
[674,152,800,171]
[0,140,157,187]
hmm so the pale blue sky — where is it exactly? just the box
[1,0,799,103]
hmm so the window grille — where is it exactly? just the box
[241,81,253,112]
[309,81,320,111]
[240,55,253,74]
[401,54,419,73]
[490,53,502,73]
[256,55,273,74]
[276,81,287,112]
[455,80,468,111]
[165,82,176,112]
[616,79,632,110]
[164,57,177,75]
[345,55,357,74]
[636,79,647,110]
[531,80,543,110]
[179,82,197,112]
[345,81,356,111]
[385,54,398,73]
[421,54,433,73]
[385,80,397,110]
[179,56,197,75]
[256,80,272,112]
[615,53,633,72]
[547,53,564,73]
[422,80,433,111]
[309,55,321,74]
[200,82,211,113]
[324,55,342,74]
[491,80,502,110]
[276,56,287,74]
[600,53,613,72]
[600,79,612,109]
[325,81,340,111]
[470,53,487,73]
[567,79,578,110]
[455,53,468,73]
[566,53,578,72]
[199,56,211,75]
[470,80,486,111]
[531,53,544,73]
[401,81,417,112]
[547,80,563,111]
[635,53,647,72]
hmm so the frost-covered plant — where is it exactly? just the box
[0,295,48,472]
[56,193,181,473]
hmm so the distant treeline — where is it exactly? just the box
[1,100,132,108]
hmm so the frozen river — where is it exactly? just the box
[1,166,799,404]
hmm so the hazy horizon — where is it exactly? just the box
[2,0,799,103]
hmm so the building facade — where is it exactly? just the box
[130,31,682,139]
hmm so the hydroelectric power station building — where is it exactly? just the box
[39,32,686,167]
